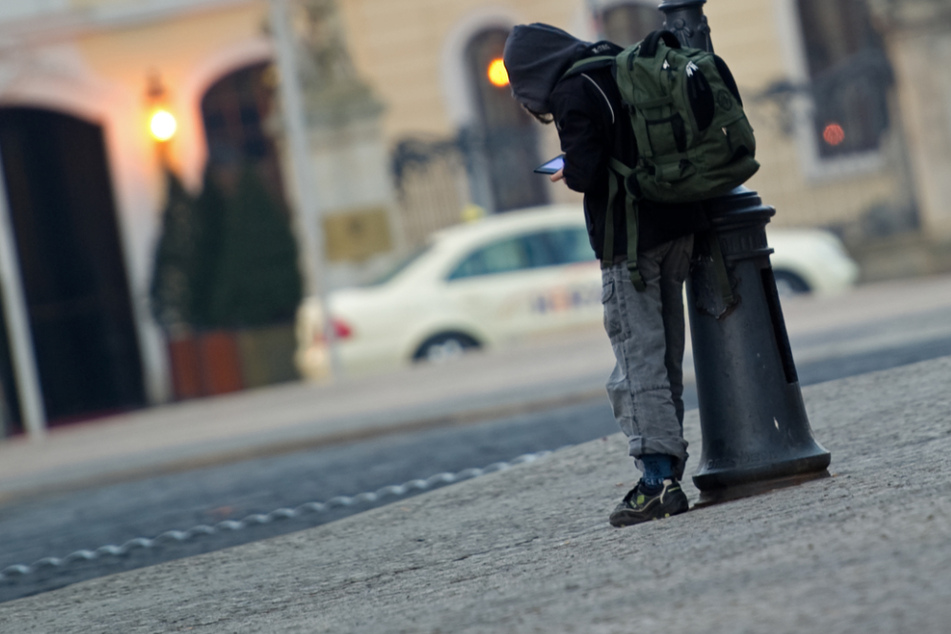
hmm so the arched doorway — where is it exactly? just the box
[201,61,285,199]
[0,107,145,430]
[154,61,301,395]
[464,28,547,213]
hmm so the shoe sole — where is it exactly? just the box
[608,498,690,527]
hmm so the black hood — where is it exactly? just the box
[503,23,591,114]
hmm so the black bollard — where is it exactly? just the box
[686,189,830,505]
[657,0,831,504]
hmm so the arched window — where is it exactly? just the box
[601,2,664,47]
[200,61,285,199]
[795,0,892,159]
[465,28,547,213]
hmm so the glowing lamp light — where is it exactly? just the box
[487,58,509,87]
[150,109,177,142]
[822,122,845,147]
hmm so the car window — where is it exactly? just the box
[545,227,595,264]
[449,233,556,280]
[447,228,591,281]
[364,246,431,286]
[449,237,529,280]
[523,232,559,268]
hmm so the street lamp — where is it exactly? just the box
[486,58,509,88]
[145,72,177,167]
[657,0,831,505]
[149,109,177,143]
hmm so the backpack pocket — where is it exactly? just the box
[637,102,687,158]
[685,63,715,133]
[698,112,756,169]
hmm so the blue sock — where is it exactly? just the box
[640,454,675,489]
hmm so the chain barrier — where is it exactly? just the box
[0,449,554,583]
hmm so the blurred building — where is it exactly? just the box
[0,0,947,435]
[865,0,951,273]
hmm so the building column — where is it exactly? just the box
[869,1,951,241]
[0,147,46,440]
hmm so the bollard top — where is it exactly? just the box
[658,0,707,9]
[703,187,776,228]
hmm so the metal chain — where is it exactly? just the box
[0,449,553,582]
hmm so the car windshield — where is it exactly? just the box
[447,226,594,281]
[364,246,431,286]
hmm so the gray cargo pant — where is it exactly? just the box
[600,235,693,481]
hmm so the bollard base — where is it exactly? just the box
[693,469,831,509]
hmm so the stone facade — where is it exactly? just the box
[0,0,946,430]
[869,0,951,241]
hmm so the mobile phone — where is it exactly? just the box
[533,155,565,174]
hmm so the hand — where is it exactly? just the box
[550,168,564,183]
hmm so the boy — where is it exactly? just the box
[503,23,708,526]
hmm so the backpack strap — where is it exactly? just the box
[638,30,681,58]
[707,230,736,307]
[561,55,616,80]
[602,157,646,292]
[562,52,646,290]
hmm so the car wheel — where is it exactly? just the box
[773,270,811,297]
[413,332,480,364]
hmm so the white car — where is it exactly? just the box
[767,227,860,296]
[296,204,858,379]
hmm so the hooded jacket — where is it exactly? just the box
[503,23,589,115]
[503,23,708,260]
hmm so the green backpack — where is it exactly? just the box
[563,30,759,290]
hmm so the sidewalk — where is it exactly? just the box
[1,351,949,632]
[0,324,616,503]
[3,273,951,504]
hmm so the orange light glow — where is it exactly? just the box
[487,58,509,87]
[822,122,845,147]
[150,109,177,142]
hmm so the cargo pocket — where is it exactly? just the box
[672,236,694,284]
[601,280,622,339]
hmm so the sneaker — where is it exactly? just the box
[609,479,689,527]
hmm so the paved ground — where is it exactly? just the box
[0,353,949,633]
[3,273,951,506]
[0,324,616,504]
[1,275,950,632]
